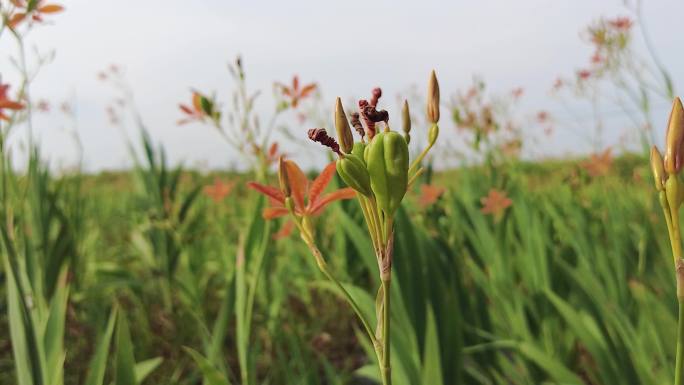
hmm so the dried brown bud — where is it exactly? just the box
[361,102,389,123]
[358,100,376,139]
[427,70,440,124]
[665,97,684,174]
[370,87,382,107]
[335,97,354,153]
[308,128,341,155]
[350,112,365,140]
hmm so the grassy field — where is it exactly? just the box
[1,145,677,384]
[3,3,684,384]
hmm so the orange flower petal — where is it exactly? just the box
[284,160,308,211]
[263,207,289,220]
[299,83,317,98]
[309,188,356,215]
[38,4,64,13]
[0,100,24,110]
[246,182,285,204]
[292,76,299,92]
[273,220,295,239]
[191,92,202,112]
[179,104,194,115]
[308,162,336,208]
[8,13,26,29]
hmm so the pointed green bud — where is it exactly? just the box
[651,146,665,191]
[665,97,684,175]
[351,142,367,165]
[336,154,372,197]
[366,131,409,216]
[666,173,681,211]
[428,123,439,148]
[402,100,411,144]
[426,70,440,124]
[335,97,354,154]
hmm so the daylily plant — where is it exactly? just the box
[247,160,355,235]
[0,82,24,121]
[303,71,441,385]
[7,0,64,29]
[275,75,317,109]
[650,96,684,385]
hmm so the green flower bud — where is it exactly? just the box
[428,123,439,148]
[402,100,411,144]
[336,154,372,197]
[651,146,665,191]
[335,97,354,154]
[351,142,367,164]
[666,173,682,210]
[427,70,440,124]
[366,131,409,216]
[665,97,684,175]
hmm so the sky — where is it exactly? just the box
[1,0,683,172]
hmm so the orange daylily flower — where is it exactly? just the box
[418,184,446,208]
[276,75,316,108]
[178,91,206,125]
[203,178,235,203]
[581,148,613,177]
[247,161,355,220]
[0,83,24,121]
[8,0,64,29]
[481,188,513,217]
[272,220,295,240]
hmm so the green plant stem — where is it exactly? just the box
[381,278,391,385]
[292,216,378,348]
[676,258,684,385]
[408,138,435,176]
[676,293,684,385]
[358,194,381,252]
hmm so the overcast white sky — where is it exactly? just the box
[1,0,683,171]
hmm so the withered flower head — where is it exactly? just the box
[370,87,382,107]
[335,97,354,153]
[308,128,341,155]
[360,100,389,123]
[350,112,365,140]
[664,97,684,175]
[427,70,440,124]
[651,146,665,191]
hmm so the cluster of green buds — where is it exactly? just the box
[309,71,440,278]
[651,96,684,385]
[308,71,440,385]
[651,97,684,293]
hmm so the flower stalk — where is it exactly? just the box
[651,97,684,385]
[304,72,440,384]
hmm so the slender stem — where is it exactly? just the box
[381,278,391,385]
[676,259,684,385]
[673,208,683,265]
[662,192,677,255]
[317,255,377,347]
[358,194,380,252]
[291,215,378,348]
[370,202,385,248]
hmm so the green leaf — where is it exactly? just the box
[420,305,444,385]
[183,347,231,385]
[114,311,138,385]
[135,357,163,383]
[83,307,118,385]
